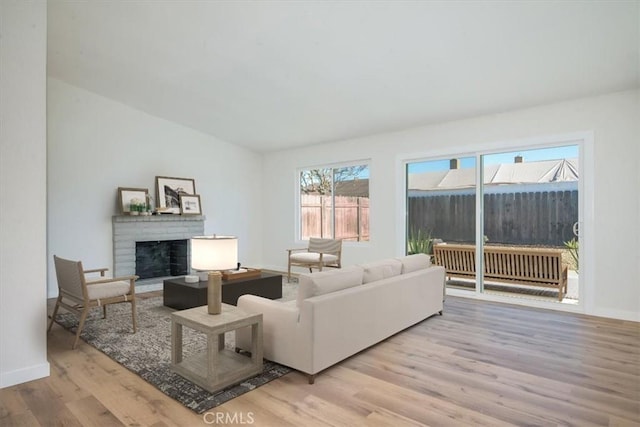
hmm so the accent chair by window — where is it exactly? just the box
[287,238,342,281]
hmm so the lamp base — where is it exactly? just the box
[207,271,222,315]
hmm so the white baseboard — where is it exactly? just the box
[590,307,640,322]
[0,362,50,389]
[446,288,640,322]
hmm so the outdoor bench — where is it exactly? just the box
[433,243,568,301]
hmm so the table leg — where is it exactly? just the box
[171,321,183,364]
[208,333,218,383]
[251,321,263,369]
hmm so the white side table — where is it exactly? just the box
[171,303,263,393]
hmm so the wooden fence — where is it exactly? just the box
[301,195,370,241]
[408,190,578,247]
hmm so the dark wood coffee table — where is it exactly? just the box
[163,272,282,310]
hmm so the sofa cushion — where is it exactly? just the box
[360,259,403,284]
[397,254,431,274]
[296,266,364,307]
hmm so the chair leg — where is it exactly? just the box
[47,296,62,332]
[102,305,107,319]
[287,262,292,282]
[73,308,89,349]
[131,298,137,333]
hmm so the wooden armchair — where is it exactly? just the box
[48,255,138,349]
[287,238,342,281]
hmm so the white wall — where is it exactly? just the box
[0,1,50,387]
[47,79,264,296]
[262,90,640,321]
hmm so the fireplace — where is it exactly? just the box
[112,215,205,284]
[135,240,188,280]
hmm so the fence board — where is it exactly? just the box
[408,190,578,247]
[301,195,369,241]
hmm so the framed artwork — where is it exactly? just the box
[180,194,202,215]
[156,176,196,214]
[118,187,149,214]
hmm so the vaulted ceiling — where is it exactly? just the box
[47,1,639,152]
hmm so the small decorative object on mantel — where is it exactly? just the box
[156,176,196,215]
[130,201,141,215]
[118,187,149,215]
[191,235,238,315]
[144,193,154,215]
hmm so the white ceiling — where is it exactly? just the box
[47,1,639,153]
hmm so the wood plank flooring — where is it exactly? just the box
[1,293,638,426]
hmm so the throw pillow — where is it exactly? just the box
[296,266,364,306]
[360,259,403,284]
[397,253,431,274]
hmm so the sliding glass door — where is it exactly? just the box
[481,145,579,303]
[406,144,580,304]
[406,156,477,291]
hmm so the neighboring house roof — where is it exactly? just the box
[408,158,578,190]
[334,179,370,197]
[302,179,370,197]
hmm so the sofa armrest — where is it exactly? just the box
[236,295,308,369]
[237,294,299,323]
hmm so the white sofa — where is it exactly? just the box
[236,254,445,383]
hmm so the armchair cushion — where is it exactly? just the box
[289,252,339,264]
[86,280,131,300]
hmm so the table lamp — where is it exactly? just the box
[191,235,238,314]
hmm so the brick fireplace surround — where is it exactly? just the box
[112,215,205,288]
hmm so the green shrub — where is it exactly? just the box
[408,229,433,255]
[564,238,579,273]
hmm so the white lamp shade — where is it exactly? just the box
[191,236,238,271]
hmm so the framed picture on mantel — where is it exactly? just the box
[156,176,196,214]
[180,194,202,215]
[118,187,149,214]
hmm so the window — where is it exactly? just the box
[299,163,369,241]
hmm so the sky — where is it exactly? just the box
[407,145,579,174]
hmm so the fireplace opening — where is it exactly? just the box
[135,240,188,280]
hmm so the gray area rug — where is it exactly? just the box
[55,290,296,414]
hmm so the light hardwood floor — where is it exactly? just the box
[1,293,639,426]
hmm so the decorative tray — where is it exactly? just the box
[221,268,262,281]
